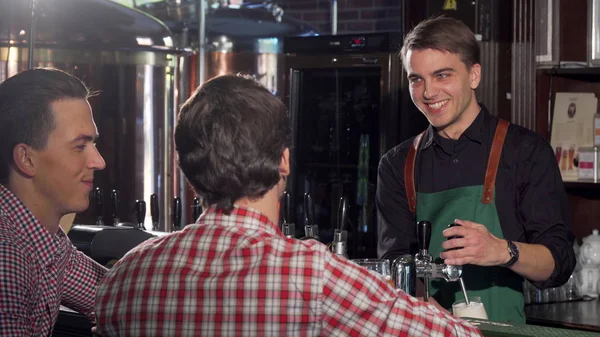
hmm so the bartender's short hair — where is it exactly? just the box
[401,16,480,69]
[0,68,90,184]
[175,74,291,213]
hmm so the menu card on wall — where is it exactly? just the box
[550,92,598,181]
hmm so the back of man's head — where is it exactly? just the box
[175,74,291,213]
[0,68,90,185]
[401,16,480,70]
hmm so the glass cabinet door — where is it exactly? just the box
[290,67,382,258]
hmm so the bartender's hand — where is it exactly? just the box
[439,219,509,266]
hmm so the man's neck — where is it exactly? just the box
[7,180,61,235]
[234,188,281,226]
[438,97,481,140]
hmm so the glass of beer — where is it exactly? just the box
[568,147,575,170]
[452,296,488,320]
[554,146,562,163]
[352,259,393,286]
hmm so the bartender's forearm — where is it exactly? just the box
[504,241,554,282]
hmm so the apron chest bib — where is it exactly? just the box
[403,119,524,323]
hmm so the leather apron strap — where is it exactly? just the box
[404,119,511,212]
[481,119,509,203]
[404,133,423,213]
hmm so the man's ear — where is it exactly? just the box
[280,148,290,177]
[469,63,481,90]
[12,144,36,178]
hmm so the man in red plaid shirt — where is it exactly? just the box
[0,68,108,336]
[95,74,481,336]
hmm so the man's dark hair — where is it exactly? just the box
[401,16,480,69]
[0,68,90,184]
[175,74,291,213]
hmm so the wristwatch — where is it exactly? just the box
[499,240,519,268]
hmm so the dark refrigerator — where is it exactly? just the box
[283,33,427,258]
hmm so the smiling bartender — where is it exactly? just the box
[377,17,576,323]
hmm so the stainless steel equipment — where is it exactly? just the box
[392,221,463,299]
[0,0,184,231]
[132,0,319,97]
[130,1,319,224]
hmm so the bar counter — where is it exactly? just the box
[55,305,600,337]
[525,299,600,333]
[469,318,600,336]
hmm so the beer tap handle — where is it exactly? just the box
[135,199,146,230]
[110,189,120,226]
[331,196,349,257]
[336,196,348,231]
[93,187,104,226]
[446,223,463,250]
[150,193,159,231]
[417,220,432,255]
[172,197,182,230]
[304,193,315,227]
[192,197,201,222]
[280,191,295,238]
[302,193,318,239]
[416,220,432,302]
[282,191,291,225]
[307,194,317,226]
[444,223,465,296]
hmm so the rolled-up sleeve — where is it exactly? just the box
[516,137,576,289]
[376,145,417,261]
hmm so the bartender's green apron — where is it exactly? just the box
[404,119,524,323]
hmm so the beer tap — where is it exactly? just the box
[447,223,470,305]
[300,193,319,240]
[93,187,104,226]
[110,189,120,226]
[172,197,182,231]
[192,197,202,223]
[280,191,295,238]
[328,196,349,258]
[416,220,433,301]
[135,199,146,230]
[392,220,462,300]
[150,193,159,231]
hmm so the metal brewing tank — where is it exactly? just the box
[0,0,184,231]
[131,1,319,224]
[134,0,320,95]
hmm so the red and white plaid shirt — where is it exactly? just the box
[96,206,481,337]
[0,184,108,336]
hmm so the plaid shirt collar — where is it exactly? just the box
[0,184,65,268]
[196,205,283,236]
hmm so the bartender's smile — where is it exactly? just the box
[426,99,449,111]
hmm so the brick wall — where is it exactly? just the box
[278,0,403,35]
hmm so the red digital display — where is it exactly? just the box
[349,37,365,48]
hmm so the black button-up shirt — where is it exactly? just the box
[376,105,576,289]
